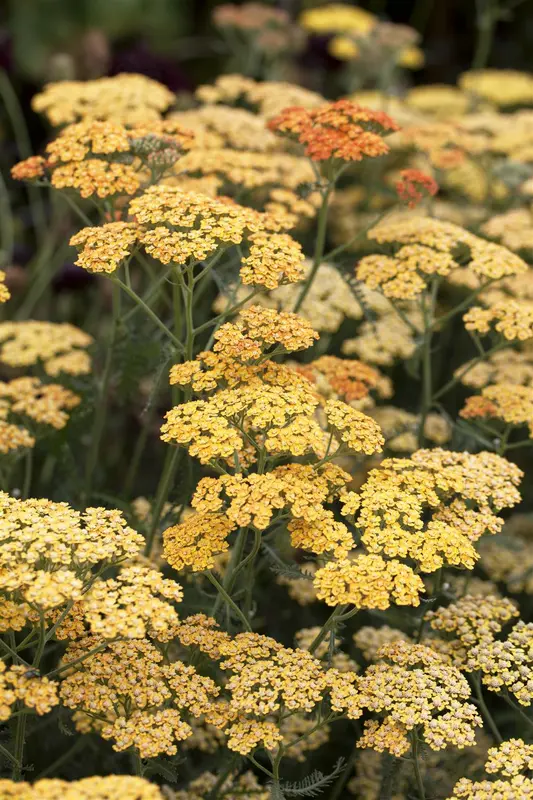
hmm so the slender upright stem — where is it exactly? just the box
[144,447,181,557]
[112,277,183,350]
[83,282,121,503]
[293,186,331,313]
[205,570,252,632]
[418,282,438,447]
[472,673,502,744]
[308,604,357,655]
[411,731,426,800]
[472,0,498,70]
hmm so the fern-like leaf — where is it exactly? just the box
[277,758,346,797]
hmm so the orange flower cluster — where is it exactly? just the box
[395,168,438,208]
[268,99,399,162]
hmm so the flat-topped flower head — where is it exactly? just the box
[0,776,168,799]
[356,640,482,756]
[268,99,399,163]
[0,321,92,376]
[32,73,175,126]
[446,739,533,799]
[461,383,533,437]
[459,69,533,107]
[60,637,219,758]
[13,118,193,200]
[357,215,528,300]
[0,493,144,613]
[464,301,533,341]
[0,376,80,434]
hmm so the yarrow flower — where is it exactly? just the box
[0,776,168,799]
[59,637,219,758]
[356,215,528,300]
[395,168,438,208]
[446,738,533,799]
[0,661,59,721]
[0,321,92,376]
[356,640,482,756]
[267,99,399,163]
[460,382,533,437]
[31,73,175,125]
[464,301,533,341]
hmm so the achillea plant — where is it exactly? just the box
[5,34,533,800]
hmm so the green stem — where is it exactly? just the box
[0,171,14,267]
[47,639,119,678]
[0,69,47,245]
[472,673,502,744]
[411,731,426,800]
[111,276,183,351]
[205,570,252,632]
[472,0,497,70]
[83,282,121,503]
[144,447,181,557]
[11,712,27,780]
[22,450,33,500]
[294,185,332,313]
[212,527,249,617]
[418,282,438,447]
[308,604,357,655]
[433,340,509,401]
[502,693,533,730]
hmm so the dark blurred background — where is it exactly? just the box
[1,0,533,97]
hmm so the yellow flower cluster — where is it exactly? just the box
[357,640,482,756]
[371,405,451,452]
[457,349,533,389]
[213,305,319,359]
[356,449,521,573]
[467,620,533,705]
[166,463,354,571]
[0,661,58,721]
[60,637,219,758]
[447,738,533,799]
[195,74,323,118]
[170,105,278,151]
[0,493,143,616]
[0,776,167,799]
[0,376,81,452]
[0,321,92,376]
[426,594,519,667]
[461,382,533,436]
[464,301,533,341]
[459,69,533,106]
[357,215,527,300]
[32,73,175,125]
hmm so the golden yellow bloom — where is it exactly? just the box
[60,637,219,758]
[427,594,519,668]
[32,73,175,125]
[0,776,167,799]
[357,215,528,300]
[467,620,533,705]
[459,69,533,107]
[0,321,92,375]
[70,222,139,273]
[175,613,232,660]
[461,382,533,436]
[0,271,10,304]
[298,355,391,404]
[163,512,235,571]
[225,717,282,755]
[299,4,376,35]
[446,739,533,798]
[353,625,410,662]
[357,641,482,755]
[314,555,424,610]
[0,662,58,722]
[0,493,144,611]
[0,376,80,430]
[464,301,533,341]
[214,305,319,358]
[324,399,384,454]
[51,159,141,199]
